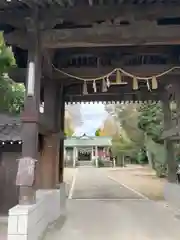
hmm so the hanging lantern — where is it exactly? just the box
[116,69,122,84]
[151,76,158,89]
[83,81,88,95]
[102,78,108,92]
[132,77,138,90]
[93,80,97,93]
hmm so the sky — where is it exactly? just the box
[74,103,108,136]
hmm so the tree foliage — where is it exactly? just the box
[137,102,168,176]
[137,102,163,144]
[64,109,75,137]
[98,115,120,137]
[95,128,101,136]
[106,104,144,159]
[0,32,25,114]
[64,128,74,137]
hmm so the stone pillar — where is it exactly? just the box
[91,146,94,161]
[162,93,177,183]
[73,147,77,167]
[95,146,98,167]
[20,24,41,204]
[58,96,65,183]
[57,92,66,215]
[64,147,67,167]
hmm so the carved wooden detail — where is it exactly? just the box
[16,157,37,187]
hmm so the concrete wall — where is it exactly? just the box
[164,182,180,210]
[8,189,61,240]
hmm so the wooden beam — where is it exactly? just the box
[5,23,180,48]
[42,50,54,78]
[1,4,180,29]
[8,65,180,83]
[52,66,180,79]
[64,91,161,103]
[65,85,161,96]
[39,5,180,26]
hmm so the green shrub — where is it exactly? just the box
[154,163,167,178]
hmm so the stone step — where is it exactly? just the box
[77,161,93,167]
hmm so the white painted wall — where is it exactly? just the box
[8,189,62,240]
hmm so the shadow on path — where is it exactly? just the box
[43,167,180,240]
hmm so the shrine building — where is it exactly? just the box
[64,134,112,167]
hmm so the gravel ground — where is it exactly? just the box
[108,166,166,200]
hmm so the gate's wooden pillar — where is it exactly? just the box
[40,134,59,189]
[20,16,42,203]
[58,86,65,184]
[40,81,61,189]
[57,86,66,215]
[174,82,180,125]
[162,92,177,183]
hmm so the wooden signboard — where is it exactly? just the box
[16,157,37,186]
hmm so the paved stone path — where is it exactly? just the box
[44,167,180,240]
[72,167,143,199]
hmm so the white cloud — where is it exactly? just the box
[74,103,108,136]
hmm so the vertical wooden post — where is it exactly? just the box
[58,86,65,183]
[40,82,62,189]
[174,82,180,125]
[20,14,41,204]
[57,89,66,215]
[91,146,94,161]
[40,134,58,189]
[95,146,98,167]
[162,92,177,183]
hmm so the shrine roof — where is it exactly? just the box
[65,135,112,147]
[0,113,21,142]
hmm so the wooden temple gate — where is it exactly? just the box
[0,0,180,204]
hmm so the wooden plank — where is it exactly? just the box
[64,92,161,103]
[5,23,180,48]
[40,5,180,26]
[1,5,180,28]
[8,65,180,83]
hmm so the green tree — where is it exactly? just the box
[95,128,101,136]
[106,104,144,160]
[0,32,25,114]
[137,102,167,177]
[138,102,163,143]
[64,128,74,137]
[106,104,144,144]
